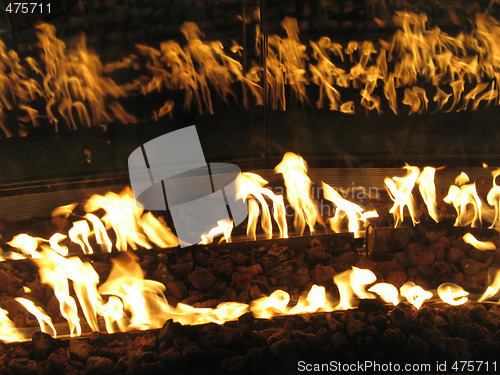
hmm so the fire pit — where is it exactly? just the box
[0,1,500,374]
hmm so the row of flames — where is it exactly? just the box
[0,152,499,342]
[4,11,500,136]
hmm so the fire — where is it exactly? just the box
[35,24,136,131]
[275,153,319,236]
[417,167,440,223]
[15,298,57,337]
[199,219,234,245]
[235,172,288,240]
[487,169,500,229]
[478,269,500,302]
[437,283,469,306]
[400,281,433,309]
[368,283,400,306]
[0,308,26,343]
[443,173,482,227]
[384,166,420,227]
[322,182,373,238]
[462,233,497,251]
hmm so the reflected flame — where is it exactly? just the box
[437,283,469,306]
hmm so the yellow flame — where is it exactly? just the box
[275,153,319,235]
[400,281,433,309]
[487,169,500,229]
[0,308,26,342]
[200,219,234,245]
[478,269,500,302]
[437,283,469,306]
[462,233,497,250]
[8,233,45,258]
[236,172,288,240]
[385,166,420,227]
[417,167,440,222]
[444,173,482,227]
[322,182,367,238]
[15,298,57,336]
[368,283,400,306]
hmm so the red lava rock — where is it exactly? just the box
[408,244,435,265]
[460,258,487,275]
[187,267,217,292]
[311,264,335,287]
[293,267,311,289]
[380,328,406,349]
[355,256,376,271]
[31,331,55,360]
[85,356,114,375]
[385,271,407,289]
[438,235,452,248]
[69,339,94,362]
[231,271,252,290]
[170,262,194,278]
[166,281,188,300]
[430,241,445,261]
[375,260,405,275]
[0,270,22,295]
[7,358,37,375]
[433,261,451,276]
[45,347,69,374]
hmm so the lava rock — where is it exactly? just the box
[7,358,37,375]
[69,339,94,362]
[166,281,188,300]
[85,356,114,375]
[187,267,217,292]
[31,331,55,360]
[45,347,69,374]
